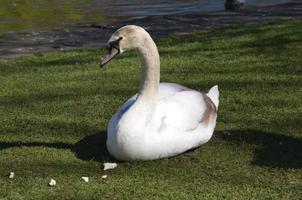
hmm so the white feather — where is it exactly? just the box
[207,85,219,108]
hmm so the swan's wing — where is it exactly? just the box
[111,83,216,134]
[152,90,216,132]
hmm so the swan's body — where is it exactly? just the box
[100,25,219,161]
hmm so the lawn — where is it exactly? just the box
[0,20,301,199]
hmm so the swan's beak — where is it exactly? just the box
[100,46,120,67]
[100,37,123,68]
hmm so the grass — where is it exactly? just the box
[0,19,302,199]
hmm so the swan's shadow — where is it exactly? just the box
[0,129,300,168]
[73,131,114,162]
[0,130,114,162]
[74,129,302,169]
[218,129,302,169]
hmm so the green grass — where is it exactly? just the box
[0,20,302,199]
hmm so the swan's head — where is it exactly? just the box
[100,25,148,67]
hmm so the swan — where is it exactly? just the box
[100,25,219,161]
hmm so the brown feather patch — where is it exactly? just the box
[201,94,216,124]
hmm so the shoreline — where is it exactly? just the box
[0,2,302,61]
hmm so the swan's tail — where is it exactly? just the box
[207,85,219,109]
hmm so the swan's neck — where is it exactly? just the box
[133,34,160,121]
[116,32,160,141]
[137,36,160,101]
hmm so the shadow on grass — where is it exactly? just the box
[0,141,73,150]
[73,131,114,162]
[218,129,302,169]
[0,131,113,163]
[0,129,301,168]
[0,87,134,108]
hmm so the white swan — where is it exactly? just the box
[100,25,219,161]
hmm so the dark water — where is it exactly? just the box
[0,0,293,34]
